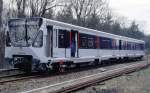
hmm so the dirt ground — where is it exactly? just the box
[74,66,150,93]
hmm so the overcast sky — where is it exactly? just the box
[4,0,150,35]
[109,0,150,35]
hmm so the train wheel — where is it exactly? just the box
[59,67,65,72]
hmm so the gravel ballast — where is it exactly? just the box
[0,61,146,93]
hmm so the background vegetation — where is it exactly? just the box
[0,0,150,63]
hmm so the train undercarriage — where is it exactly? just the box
[11,55,144,73]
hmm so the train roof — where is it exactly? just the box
[43,18,144,43]
[8,17,145,43]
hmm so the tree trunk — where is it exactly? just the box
[0,0,4,66]
[0,0,2,26]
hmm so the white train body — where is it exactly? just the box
[5,17,145,72]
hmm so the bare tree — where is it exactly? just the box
[56,4,74,24]
[9,0,27,18]
[56,0,109,27]
[29,0,57,17]
[70,0,108,26]
[9,0,62,18]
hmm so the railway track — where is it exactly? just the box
[0,61,135,84]
[0,68,49,84]
[0,60,145,84]
[0,68,24,78]
[21,62,149,93]
[0,74,42,84]
[0,68,30,83]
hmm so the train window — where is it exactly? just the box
[122,41,127,50]
[56,29,58,47]
[125,42,127,50]
[132,43,135,50]
[112,39,116,49]
[32,30,43,47]
[100,37,112,49]
[127,42,131,50]
[6,31,11,47]
[125,41,128,50]
[135,43,138,50]
[140,44,144,50]
[135,43,144,50]
[87,35,96,49]
[132,43,136,50]
[80,33,87,48]
[119,40,122,50]
[53,29,57,48]
[66,31,70,48]
[58,29,70,48]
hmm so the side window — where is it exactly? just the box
[66,31,70,48]
[58,29,70,48]
[122,41,125,50]
[137,43,142,50]
[88,38,94,48]
[141,44,144,50]
[136,43,139,50]
[53,29,57,48]
[80,33,87,48]
[127,42,131,50]
[131,43,134,50]
[100,37,112,49]
[119,40,122,50]
[6,31,11,47]
[112,39,116,49]
[87,35,96,49]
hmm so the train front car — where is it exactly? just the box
[5,18,45,72]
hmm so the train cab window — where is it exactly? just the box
[6,31,11,47]
[32,30,43,47]
[58,29,70,48]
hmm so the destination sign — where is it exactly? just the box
[8,18,43,27]
[26,18,43,26]
[8,19,25,27]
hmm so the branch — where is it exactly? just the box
[45,4,65,11]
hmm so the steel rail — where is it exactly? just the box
[0,75,43,84]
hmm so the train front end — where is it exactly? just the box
[5,18,45,72]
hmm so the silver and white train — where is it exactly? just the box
[5,17,145,72]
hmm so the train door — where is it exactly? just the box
[46,25,53,57]
[71,30,79,57]
[119,40,122,50]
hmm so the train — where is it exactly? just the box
[5,17,145,72]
